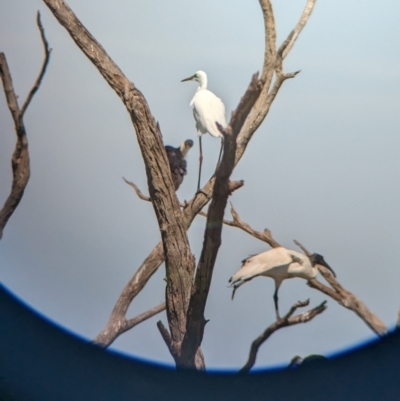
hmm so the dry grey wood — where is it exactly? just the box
[177,74,263,367]
[42,0,200,368]
[307,274,388,336]
[0,12,51,240]
[123,178,244,212]
[123,178,151,201]
[277,0,317,60]
[93,302,166,347]
[293,240,388,336]
[93,241,165,348]
[240,299,327,373]
[95,0,312,354]
[40,0,388,369]
[224,203,281,248]
[214,203,388,338]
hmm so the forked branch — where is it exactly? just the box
[20,13,52,116]
[292,240,387,336]
[214,204,388,338]
[277,0,317,60]
[0,12,51,240]
[178,74,264,367]
[240,299,327,373]
[215,203,388,337]
[42,0,197,367]
[226,203,281,248]
[93,302,166,347]
[94,0,316,355]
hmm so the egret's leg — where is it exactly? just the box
[273,285,281,321]
[216,136,224,170]
[197,135,203,192]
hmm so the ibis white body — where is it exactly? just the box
[229,247,335,319]
[181,70,227,190]
[229,247,317,290]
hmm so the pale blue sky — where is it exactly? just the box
[1,0,399,370]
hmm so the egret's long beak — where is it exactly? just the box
[317,259,336,278]
[181,75,194,82]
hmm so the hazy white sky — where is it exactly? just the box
[1,0,399,370]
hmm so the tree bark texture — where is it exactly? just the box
[41,0,198,362]
[95,0,314,354]
[240,299,327,373]
[179,75,263,366]
[0,12,51,240]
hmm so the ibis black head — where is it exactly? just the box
[309,253,336,277]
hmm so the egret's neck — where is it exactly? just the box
[197,76,207,90]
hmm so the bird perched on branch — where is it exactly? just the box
[165,139,194,190]
[181,70,227,191]
[228,247,336,320]
[287,354,328,369]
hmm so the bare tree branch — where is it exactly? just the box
[155,320,206,371]
[102,175,247,351]
[122,178,244,211]
[307,277,387,336]
[42,0,199,367]
[240,299,327,373]
[93,302,166,347]
[208,202,388,338]
[222,207,387,337]
[235,0,316,159]
[125,303,165,331]
[94,242,165,347]
[203,202,388,340]
[277,0,317,60]
[179,74,263,367]
[293,239,311,256]
[156,320,174,355]
[291,240,388,336]
[93,0,315,360]
[123,177,151,201]
[0,11,51,240]
[20,13,52,116]
[225,203,281,248]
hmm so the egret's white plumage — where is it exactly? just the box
[181,70,227,190]
[229,247,335,319]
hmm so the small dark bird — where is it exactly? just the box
[165,139,194,190]
[287,354,328,369]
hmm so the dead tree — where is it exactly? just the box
[88,0,318,360]
[0,12,51,240]
[221,205,387,371]
[39,0,387,371]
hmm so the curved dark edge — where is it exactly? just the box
[1,284,400,401]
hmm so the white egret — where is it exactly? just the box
[228,247,336,320]
[165,139,194,190]
[181,70,227,191]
